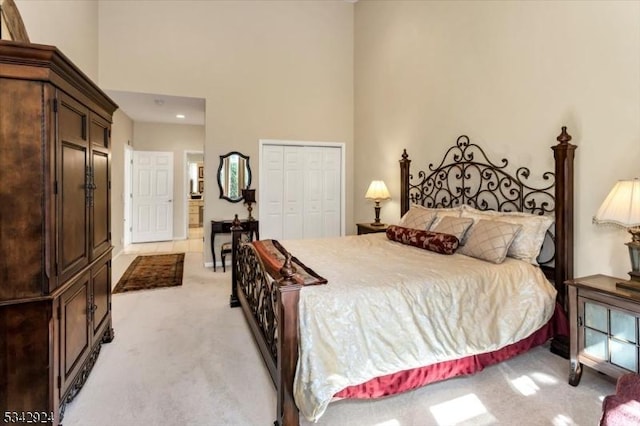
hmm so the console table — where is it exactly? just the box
[211,218,259,271]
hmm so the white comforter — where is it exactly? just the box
[281,233,557,422]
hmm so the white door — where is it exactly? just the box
[262,145,285,240]
[321,147,341,237]
[283,147,304,240]
[303,147,324,239]
[132,151,174,242]
[260,142,343,240]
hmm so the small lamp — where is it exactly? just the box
[365,180,391,226]
[241,188,256,221]
[593,178,640,290]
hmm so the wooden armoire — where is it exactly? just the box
[0,41,118,425]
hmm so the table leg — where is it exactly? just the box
[211,228,217,272]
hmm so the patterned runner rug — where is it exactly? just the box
[113,253,185,294]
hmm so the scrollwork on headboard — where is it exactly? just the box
[401,135,555,216]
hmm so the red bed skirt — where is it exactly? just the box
[334,303,568,399]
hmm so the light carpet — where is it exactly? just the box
[63,252,615,426]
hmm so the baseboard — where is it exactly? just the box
[112,248,124,261]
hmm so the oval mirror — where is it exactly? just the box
[217,151,252,203]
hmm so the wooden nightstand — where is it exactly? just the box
[567,274,640,386]
[356,223,389,235]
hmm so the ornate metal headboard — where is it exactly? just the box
[400,127,576,303]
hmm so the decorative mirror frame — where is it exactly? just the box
[217,151,252,203]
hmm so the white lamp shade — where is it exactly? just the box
[594,179,640,228]
[365,180,391,201]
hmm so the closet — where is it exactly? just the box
[0,41,117,425]
[260,143,343,240]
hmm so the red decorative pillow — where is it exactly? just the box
[386,225,459,255]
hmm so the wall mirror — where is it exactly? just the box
[217,151,251,203]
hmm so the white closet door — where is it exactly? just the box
[262,145,284,240]
[303,147,324,239]
[260,142,344,241]
[283,146,304,240]
[322,147,341,237]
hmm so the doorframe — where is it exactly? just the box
[124,144,133,246]
[184,150,204,239]
[258,139,346,237]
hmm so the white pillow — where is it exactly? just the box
[399,205,437,230]
[461,205,553,264]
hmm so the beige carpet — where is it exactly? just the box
[63,252,615,426]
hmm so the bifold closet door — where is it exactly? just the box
[261,144,341,240]
[303,147,341,239]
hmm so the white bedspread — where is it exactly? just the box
[281,233,557,422]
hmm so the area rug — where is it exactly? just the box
[113,253,185,294]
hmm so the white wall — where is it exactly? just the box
[132,122,205,240]
[354,1,640,279]
[16,0,99,80]
[97,1,355,264]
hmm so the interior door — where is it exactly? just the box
[321,147,341,237]
[260,143,344,240]
[132,151,174,242]
[283,147,304,240]
[261,145,284,240]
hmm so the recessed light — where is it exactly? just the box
[176,114,185,119]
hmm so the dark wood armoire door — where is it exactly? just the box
[57,92,90,283]
[90,252,111,342]
[59,271,91,396]
[90,115,111,260]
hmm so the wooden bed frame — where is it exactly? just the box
[231,126,576,426]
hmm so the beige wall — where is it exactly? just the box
[110,110,134,257]
[16,0,99,80]
[97,1,354,265]
[133,122,205,240]
[354,1,640,278]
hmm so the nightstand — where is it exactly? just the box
[356,223,389,235]
[567,274,640,386]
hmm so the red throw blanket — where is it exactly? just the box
[251,239,327,286]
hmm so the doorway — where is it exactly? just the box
[185,151,204,246]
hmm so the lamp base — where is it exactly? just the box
[369,222,386,227]
[616,271,640,292]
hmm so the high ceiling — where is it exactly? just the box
[106,90,205,126]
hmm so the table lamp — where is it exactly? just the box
[593,178,640,290]
[365,180,391,226]
[241,188,256,221]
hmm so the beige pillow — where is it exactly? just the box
[461,205,553,264]
[427,206,464,229]
[399,205,437,230]
[430,216,473,241]
[458,219,522,264]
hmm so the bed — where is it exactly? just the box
[230,127,576,425]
